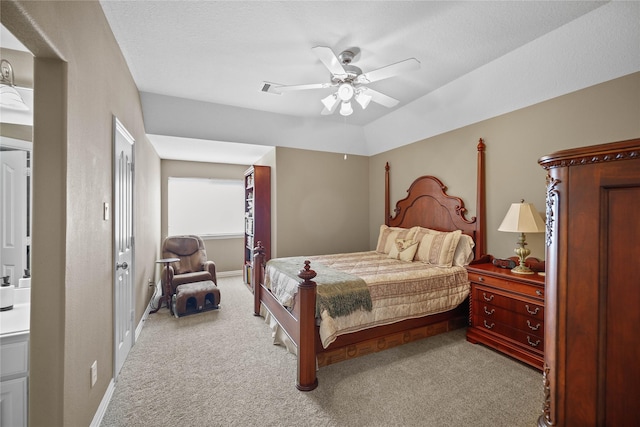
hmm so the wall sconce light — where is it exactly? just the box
[0,59,29,111]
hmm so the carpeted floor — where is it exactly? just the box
[100,275,543,427]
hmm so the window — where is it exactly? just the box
[168,177,244,238]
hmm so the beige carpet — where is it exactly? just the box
[100,275,543,427]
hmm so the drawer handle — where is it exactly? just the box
[482,292,494,302]
[525,305,540,315]
[484,306,495,315]
[527,336,541,347]
[478,276,484,282]
[483,320,495,329]
[536,290,543,296]
[527,320,541,331]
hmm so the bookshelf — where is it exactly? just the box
[243,165,270,290]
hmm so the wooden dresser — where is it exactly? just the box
[466,262,545,370]
[538,138,640,426]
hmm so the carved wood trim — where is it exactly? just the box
[540,363,552,426]
[385,138,486,260]
[545,175,559,247]
[539,139,640,170]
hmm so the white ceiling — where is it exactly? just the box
[1,25,27,51]
[101,1,607,125]
[5,2,640,164]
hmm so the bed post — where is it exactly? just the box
[253,242,265,316]
[296,261,318,391]
[384,162,390,225]
[476,138,486,258]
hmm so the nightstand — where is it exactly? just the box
[466,262,545,370]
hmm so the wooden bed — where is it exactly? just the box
[252,138,487,391]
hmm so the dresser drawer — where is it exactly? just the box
[472,285,544,318]
[473,302,544,339]
[472,314,545,353]
[469,271,544,300]
[466,263,545,370]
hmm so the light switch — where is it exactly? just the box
[103,202,110,221]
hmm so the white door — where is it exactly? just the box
[0,150,27,285]
[113,118,134,377]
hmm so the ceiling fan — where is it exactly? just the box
[261,46,420,116]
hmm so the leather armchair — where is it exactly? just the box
[161,235,217,296]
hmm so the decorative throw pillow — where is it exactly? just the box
[375,225,418,254]
[413,227,462,267]
[388,238,419,262]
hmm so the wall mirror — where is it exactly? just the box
[1,24,34,288]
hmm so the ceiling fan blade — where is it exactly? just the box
[312,46,347,78]
[365,88,400,108]
[355,58,420,84]
[261,81,332,94]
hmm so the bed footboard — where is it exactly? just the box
[252,242,319,391]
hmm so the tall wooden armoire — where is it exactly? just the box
[538,138,640,427]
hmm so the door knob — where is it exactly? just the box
[116,262,129,270]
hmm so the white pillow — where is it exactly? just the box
[452,234,475,266]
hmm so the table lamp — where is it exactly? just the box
[498,200,546,274]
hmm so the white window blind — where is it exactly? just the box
[168,177,244,237]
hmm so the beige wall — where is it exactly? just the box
[370,72,640,260]
[2,2,161,426]
[161,159,248,272]
[274,147,369,258]
[164,146,371,265]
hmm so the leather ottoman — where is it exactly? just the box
[171,280,220,318]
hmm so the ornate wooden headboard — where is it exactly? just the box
[384,138,486,260]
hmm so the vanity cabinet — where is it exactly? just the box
[0,333,29,427]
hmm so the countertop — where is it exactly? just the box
[0,288,30,337]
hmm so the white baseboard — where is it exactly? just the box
[136,295,154,341]
[218,270,242,278]
[89,378,115,427]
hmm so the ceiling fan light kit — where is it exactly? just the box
[339,101,353,116]
[355,89,372,109]
[261,46,420,117]
[337,83,354,101]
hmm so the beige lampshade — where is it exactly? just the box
[498,202,545,233]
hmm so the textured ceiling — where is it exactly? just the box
[100,1,605,126]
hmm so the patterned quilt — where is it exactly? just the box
[264,251,470,348]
